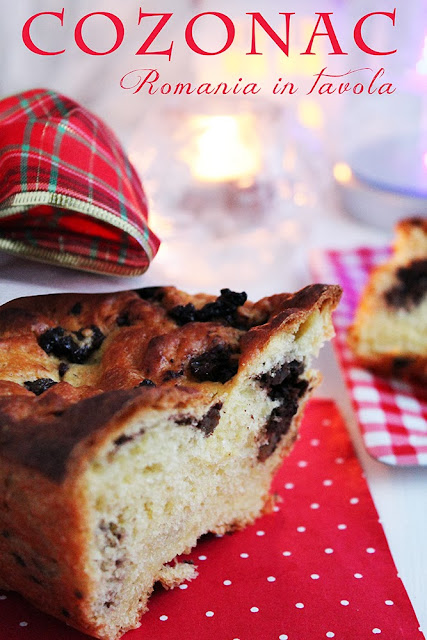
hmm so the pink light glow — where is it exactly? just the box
[423,151,427,170]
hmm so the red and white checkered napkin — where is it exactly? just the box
[0,400,423,640]
[311,247,427,466]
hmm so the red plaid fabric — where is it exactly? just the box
[0,400,423,639]
[0,89,160,276]
[311,247,427,466]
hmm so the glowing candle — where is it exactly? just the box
[188,114,261,183]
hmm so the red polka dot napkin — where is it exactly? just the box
[0,399,423,640]
[312,247,427,466]
[0,89,160,276]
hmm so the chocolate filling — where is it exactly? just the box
[38,325,105,364]
[384,259,427,310]
[189,344,238,383]
[113,428,145,448]
[196,402,223,436]
[175,402,223,437]
[137,378,156,388]
[169,288,247,328]
[257,360,308,461]
[24,378,57,396]
[58,363,69,378]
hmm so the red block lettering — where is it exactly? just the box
[354,10,397,55]
[246,12,294,56]
[136,12,174,61]
[74,12,124,55]
[185,12,235,55]
[22,9,65,55]
[302,13,347,56]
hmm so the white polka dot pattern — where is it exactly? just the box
[0,401,422,640]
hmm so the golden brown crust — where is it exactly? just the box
[240,284,342,367]
[0,284,341,483]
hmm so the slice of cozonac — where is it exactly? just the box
[0,283,341,640]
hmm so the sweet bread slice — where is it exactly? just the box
[348,217,427,382]
[0,284,340,640]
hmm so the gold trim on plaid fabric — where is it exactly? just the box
[0,237,149,277]
[0,191,154,261]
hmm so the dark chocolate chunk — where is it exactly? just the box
[24,378,57,396]
[116,312,131,327]
[138,379,156,388]
[196,288,247,323]
[69,302,82,316]
[169,302,197,325]
[385,259,427,310]
[169,288,247,327]
[38,325,105,364]
[58,363,69,378]
[29,575,44,586]
[2,530,10,538]
[175,403,223,436]
[259,360,305,401]
[74,590,84,600]
[258,360,308,461]
[134,286,164,301]
[61,608,70,618]
[196,402,223,436]
[189,344,238,383]
[113,434,135,447]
